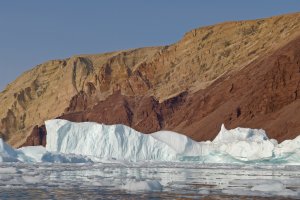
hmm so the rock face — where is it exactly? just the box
[1,13,300,147]
[23,34,300,146]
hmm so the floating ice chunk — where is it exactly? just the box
[0,138,19,162]
[212,124,275,161]
[0,137,94,163]
[0,138,17,156]
[251,181,284,192]
[18,146,47,162]
[213,124,269,143]
[216,140,275,161]
[0,167,17,174]
[250,180,299,197]
[275,135,300,156]
[22,175,42,184]
[121,180,163,191]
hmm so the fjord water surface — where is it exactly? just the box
[0,162,299,199]
[2,120,300,198]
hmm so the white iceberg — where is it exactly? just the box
[0,119,300,164]
[44,119,300,163]
[0,137,91,163]
[45,120,180,161]
[211,124,275,161]
[0,138,19,162]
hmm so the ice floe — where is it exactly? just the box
[121,180,163,192]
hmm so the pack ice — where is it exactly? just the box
[1,119,300,164]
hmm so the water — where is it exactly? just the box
[0,162,300,199]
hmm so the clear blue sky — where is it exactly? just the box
[0,1,299,91]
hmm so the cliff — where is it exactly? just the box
[0,12,300,147]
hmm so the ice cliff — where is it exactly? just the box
[1,119,300,164]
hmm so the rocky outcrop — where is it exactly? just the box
[1,12,300,147]
[23,125,46,147]
[0,48,161,147]
[23,34,300,146]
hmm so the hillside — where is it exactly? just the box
[0,12,300,147]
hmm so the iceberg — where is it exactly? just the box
[0,137,91,163]
[0,119,300,164]
[45,120,180,161]
[0,138,19,162]
[211,124,275,161]
[44,119,300,164]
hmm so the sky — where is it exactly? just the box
[0,1,300,91]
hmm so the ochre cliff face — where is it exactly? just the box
[0,13,300,147]
[0,48,161,147]
[24,35,300,147]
